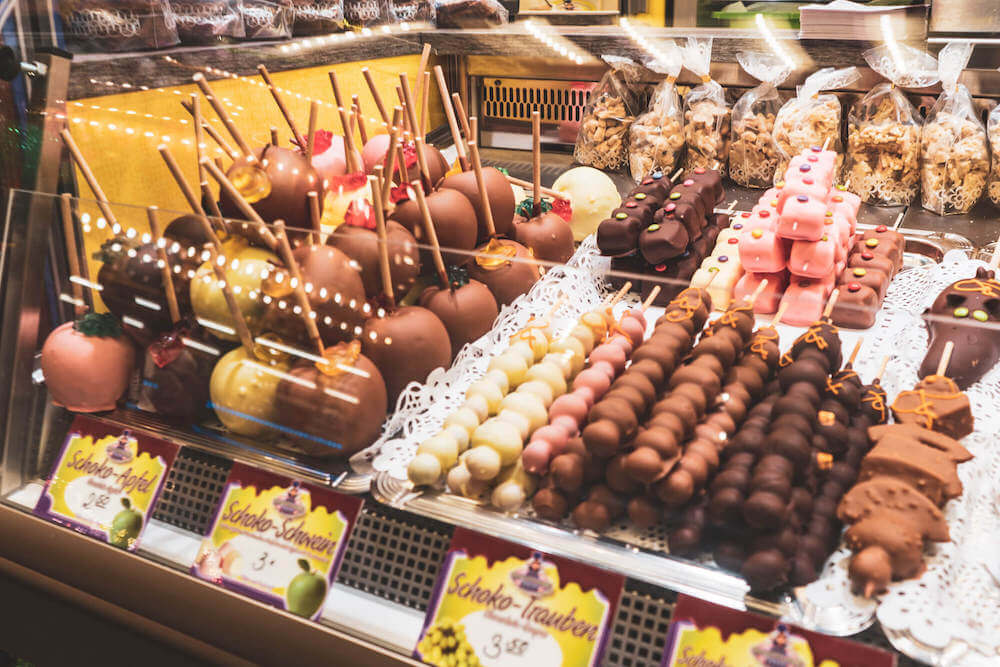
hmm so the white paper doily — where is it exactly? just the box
[349,236,633,480]
[796,250,1000,664]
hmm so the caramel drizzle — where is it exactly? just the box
[509,315,549,345]
[862,387,887,423]
[749,327,779,360]
[661,289,702,322]
[825,368,859,396]
[797,323,833,351]
[953,278,1000,298]
[779,351,794,368]
[717,304,752,329]
[890,378,965,430]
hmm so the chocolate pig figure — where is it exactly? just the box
[919,266,1000,389]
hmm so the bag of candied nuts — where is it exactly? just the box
[574,56,647,172]
[844,43,938,206]
[680,37,731,175]
[628,40,685,183]
[729,51,791,188]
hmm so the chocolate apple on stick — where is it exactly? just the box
[465,138,542,306]
[362,174,453,405]
[416,170,500,359]
[512,111,575,265]
[267,220,389,459]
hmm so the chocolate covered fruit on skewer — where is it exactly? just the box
[267,219,388,459]
[840,343,974,597]
[512,111,575,265]
[464,137,542,306]
[361,175,453,406]
[415,172,500,359]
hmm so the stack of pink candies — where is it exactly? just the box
[734,147,862,325]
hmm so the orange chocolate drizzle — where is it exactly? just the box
[890,375,966,431]
[952,278,1000,298]
[861,385,887,423]
[661,289,703,323]
[749,327,779,360]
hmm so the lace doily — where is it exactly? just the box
[795,250,1000,663]
[350,237,631,480]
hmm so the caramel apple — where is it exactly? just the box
[217,145,324,245]
[190,240,279,343]
[41,313,135,413]
[274,341,388,458]
[420,266,499,358]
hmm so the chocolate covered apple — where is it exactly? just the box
[261,243,367,346]
[362,305,452,404]
[919,267,1000,389]
[327,211,420,299]
[217,145,324,245]
[420,266,499,358]
[41,313,135,413]
[390,186,478,265]
[190,240,279,342]
[274,341,388,458]
[143,326,214,420]
[513,200,575,265]
[439,167,516,242]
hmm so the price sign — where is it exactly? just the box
[415,528,624,667]
[34,416,178,551]
[662,595,896,667]
[191,464,363,621]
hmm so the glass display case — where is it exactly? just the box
[3,5,1000,665]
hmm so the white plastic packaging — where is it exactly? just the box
[729,51,791,188]
[681,37,731,174]
[627,42,685,182]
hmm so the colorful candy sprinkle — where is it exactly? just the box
[635,193,647,200]
[973,309,988,322]
[865,239,879,248]
[796,195,809,202]
[751,229,763,239]
[615,212,628,219]
[648,224,660,232]
[954,307,969,318]
[853,268,866,277]
[800,164,811,172]
[847,282,861,292]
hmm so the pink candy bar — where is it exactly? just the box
[734,270,788,314]
[789,235,838,279]
[787,160,834,191]
[777,194,829,241]
[740,226,789,273]
[826,188,861,233]
[778,274,836,326]
[790,147,837,174]
[777,177,828,210]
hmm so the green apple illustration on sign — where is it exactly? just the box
[286,559,327,618]
[110,498,143,549]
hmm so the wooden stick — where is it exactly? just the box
[875,355,890,382]
[181,99,238,159]
[270,126,280,146]
[146,207,181,325]
[412,179,449,290]
[892,212,904,230]
[400,74,431,187]
[59,193,86,316]
[201,158,279,250]
[60,129,120,229]
[361,67,389,124]
[642,286,661,310]
[848,338,863,366]
[371,171,395,307]
[352,101,368,145]
[822,288,840,320]
[747,278,770,307]
[192,73,251,157]
[396,86,411,135]
[532,110,541,214]
[201,181,226,225]
[205,244,254,353]
[381,111,402,206]
[773,299,790,325]
[274,220,324,357]
[308,191,321,244]
[416,43,432,124]
[467,139,496,238]
[159,145,207,216]
[420,71,431,140]
[607,281,632,305]
[258,65,305,150]
[337,105,361,174]
[670,168,683,182]
[504,175,566,201]
[328,71,346,111]
[433,66,468,171]
[397,141,410,183]
[192,94,207,187]
[822,136,831,151]
[452,92,472,142]
[305,101,319,161]
[935,340,954,377]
